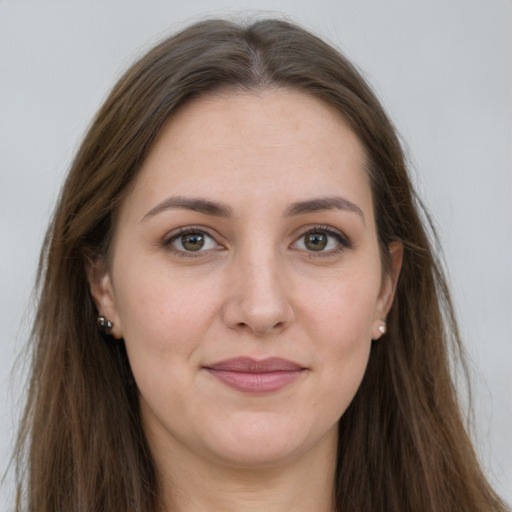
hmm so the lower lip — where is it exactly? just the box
[206,369,304,393]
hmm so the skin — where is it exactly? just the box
[90,89,402,512]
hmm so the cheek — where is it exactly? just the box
[302,266,379,404]
[306,265,381,343]
[111,254,220,382]
[115,274,215,421]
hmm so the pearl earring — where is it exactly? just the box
[378,322,387,335]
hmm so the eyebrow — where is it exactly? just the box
[142,196,233,221]
[283,196,365,224]
[142,194,365,224]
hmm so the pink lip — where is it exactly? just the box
[204,357,306,393]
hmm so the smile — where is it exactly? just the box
[204,357,306,393]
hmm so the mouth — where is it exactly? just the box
[203,357,307,394]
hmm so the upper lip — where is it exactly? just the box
[204,357,304,373]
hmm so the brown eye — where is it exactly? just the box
[181,233,205,251]
[292,227,351,255]
[167,230,219,254]
[304,233,328,251]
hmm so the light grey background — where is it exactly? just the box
[1,0,511,507]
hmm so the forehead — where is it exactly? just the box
[123,89,373,222]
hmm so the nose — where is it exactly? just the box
[221,251,295,336]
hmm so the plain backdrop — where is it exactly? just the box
[1,0,511,507]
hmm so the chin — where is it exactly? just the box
[200,413,338,469]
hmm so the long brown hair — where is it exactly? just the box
[14,18,509,511]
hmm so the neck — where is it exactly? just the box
[152,430,338,512]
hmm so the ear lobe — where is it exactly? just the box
[87,262,123,339]
[373,241,403,339]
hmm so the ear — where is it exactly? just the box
[87,261,123,339]
[372,241,403,340]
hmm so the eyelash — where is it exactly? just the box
[162,226,221,258]
[293,224,353,257]
[161,224,352,258]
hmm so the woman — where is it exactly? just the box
[14,18,509,512]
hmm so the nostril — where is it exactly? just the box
[232,319,286,335]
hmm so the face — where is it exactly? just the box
[90,89,401,471]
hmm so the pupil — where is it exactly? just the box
[305,233,327,251]
[182,233,204,251]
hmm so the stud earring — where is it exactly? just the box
[97,316,113,334]
[378,322,387,335]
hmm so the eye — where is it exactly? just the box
[164,228,221,255]
[292,226,351,254]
